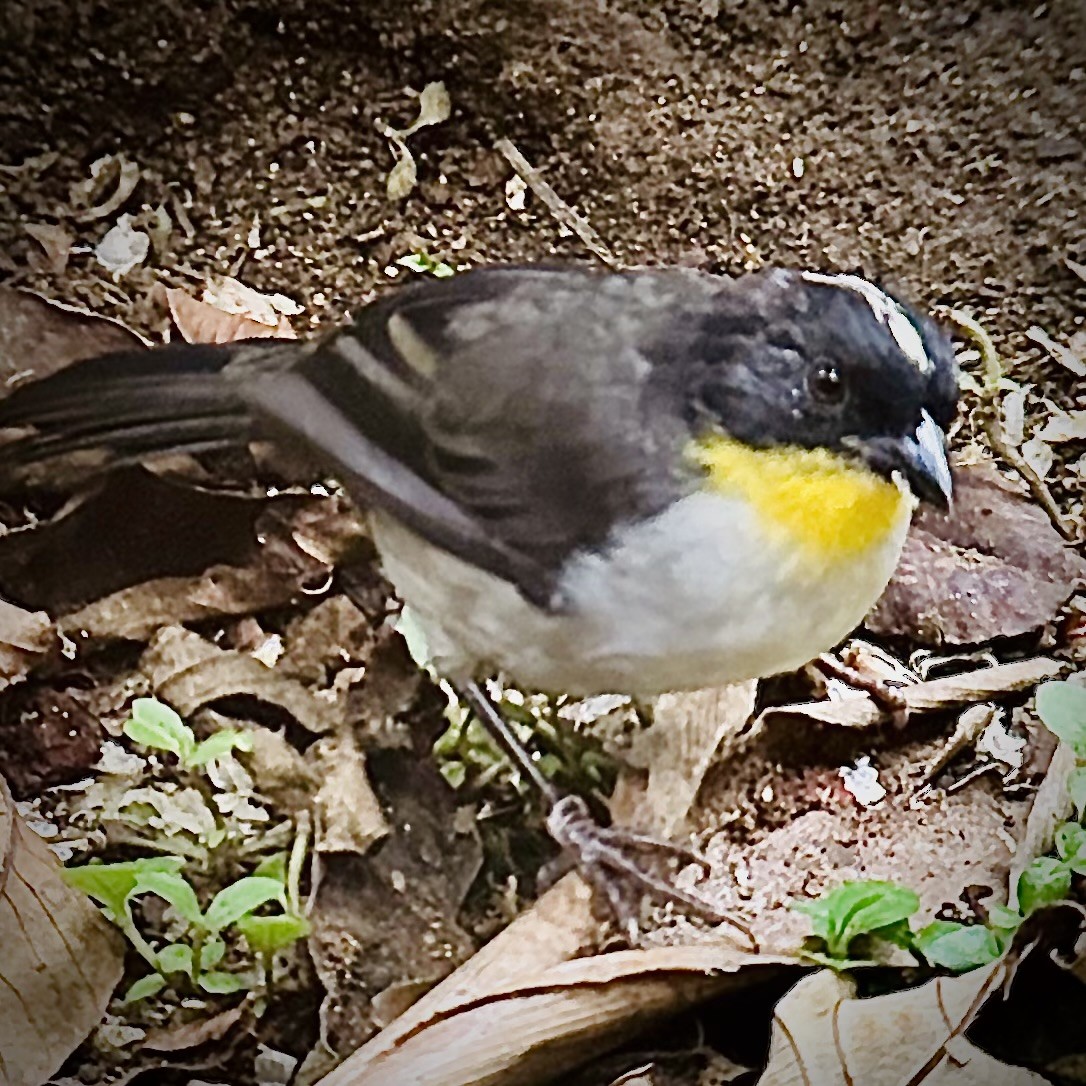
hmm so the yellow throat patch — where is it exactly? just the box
[689,435,910,561]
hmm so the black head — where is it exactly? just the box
[669,269,959,507]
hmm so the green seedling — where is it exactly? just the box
[793,880,920,964]
[396,251,456,278]
[913,920,1004,971]
[1035,681,1086,758]
[123,697,252,771]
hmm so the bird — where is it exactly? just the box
[0,264,958,935]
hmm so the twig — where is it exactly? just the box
[945,309,1075,540]
[495,139,615,266]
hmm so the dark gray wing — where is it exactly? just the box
[230,266,714,606]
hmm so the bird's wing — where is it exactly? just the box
[233,266,709,606]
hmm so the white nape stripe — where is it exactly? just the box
[801,271,933,376]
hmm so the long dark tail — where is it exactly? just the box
[0,341,269,488]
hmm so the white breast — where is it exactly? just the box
[372,490,912,698]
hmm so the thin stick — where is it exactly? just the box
[495,139,615,267]
[945,309,1075,540]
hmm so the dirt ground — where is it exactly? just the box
[2,1,1086,1084]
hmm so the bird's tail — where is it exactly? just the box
[0,341,269,488]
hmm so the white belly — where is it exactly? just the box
[372,489,912,698]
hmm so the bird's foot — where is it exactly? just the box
[546,794,755,947]
[815,652,910,727]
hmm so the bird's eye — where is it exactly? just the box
[808,363,844,404]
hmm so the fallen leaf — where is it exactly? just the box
[1025,325,1086,377]
[0,597,53,690]
[869,461,1086,645]
[1035,409,1086,443]
[758,657,1063,730]
[142,1005,245,1053]
[757,965,1046,1085]
[380,81,452,200]
[94,214,150,276]
[140,625,342,734]
[66,153,141,222]
[24,222,73,273]
[0,772,124,1085]
[615,683,757,834]
[321,944,793,1086]
[167,287,296,343]
[202,276,303,325]
[0,287,146,391]
[312,732,389,854]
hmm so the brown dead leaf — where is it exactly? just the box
[65,153,141,222]
[24,222,73,273]
[321,944,793,1086]
[140,625,342,734]
[0,597,53,690]
[141,1005,245,1053]
[615,683,757,834]
[757,965,1046,1085]
[167,287,296,343]
[0,773,124,1085]
[869,461,1086,645]
[56,495,345,643]
[0,468,305,614]
[312,732,389,854]
[0,287,146,391]
[758,657,1063,730]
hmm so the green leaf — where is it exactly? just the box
[201,937,227,970]
[156,942,194,976]
[915,921,1003,971]
[132,871,205,928]
[63,857,185,919]
[1056,822,1086,874]
[120,973,167,1004]
[123,698,196,763]
[987,904,1023,932]
[1070,767,1086,822]
[252,853,288,882]
[204,877,285,932]
[793,881,921,959]
[1035,681,1086,757]
[1018,856,1072,915]
[236,913,311,957]
[198,970,251,995]
[189,729,254,768]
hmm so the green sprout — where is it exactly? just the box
[795,679,1086,975]
[123,698,252,771]
[396,251,456,278]
[64,698,310,1005]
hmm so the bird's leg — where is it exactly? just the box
[458,681,755,946]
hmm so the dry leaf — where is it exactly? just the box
[140,625,342,734]
[0,597,53,690]
[758,657,1062,730]
[0,773,124,1085]
[1035,410,1086,443]
[757,966,1047,1085]
[1025,325,1086,377]
[0,287,146,391]
[66,153,141,222]
[142,1005,245,1053]
[167,287,296,343]
[312,732,389,854]
[869,461,1086,645]
[615,683,757,833]
[381,81,451,200]
[321,944,793,1086]
[202,276,302,325]
[24,222,73,273]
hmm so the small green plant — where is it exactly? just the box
[123,698,252,771]
[796,679,1086,974]
[64,698,310,1005]
[396,251,456,278]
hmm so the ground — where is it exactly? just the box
[1,1,1085,1084]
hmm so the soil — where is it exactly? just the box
[1,1,1085,1083]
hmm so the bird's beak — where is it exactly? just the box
[859,410,953,509]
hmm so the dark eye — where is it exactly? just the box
[808,363,844,405]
